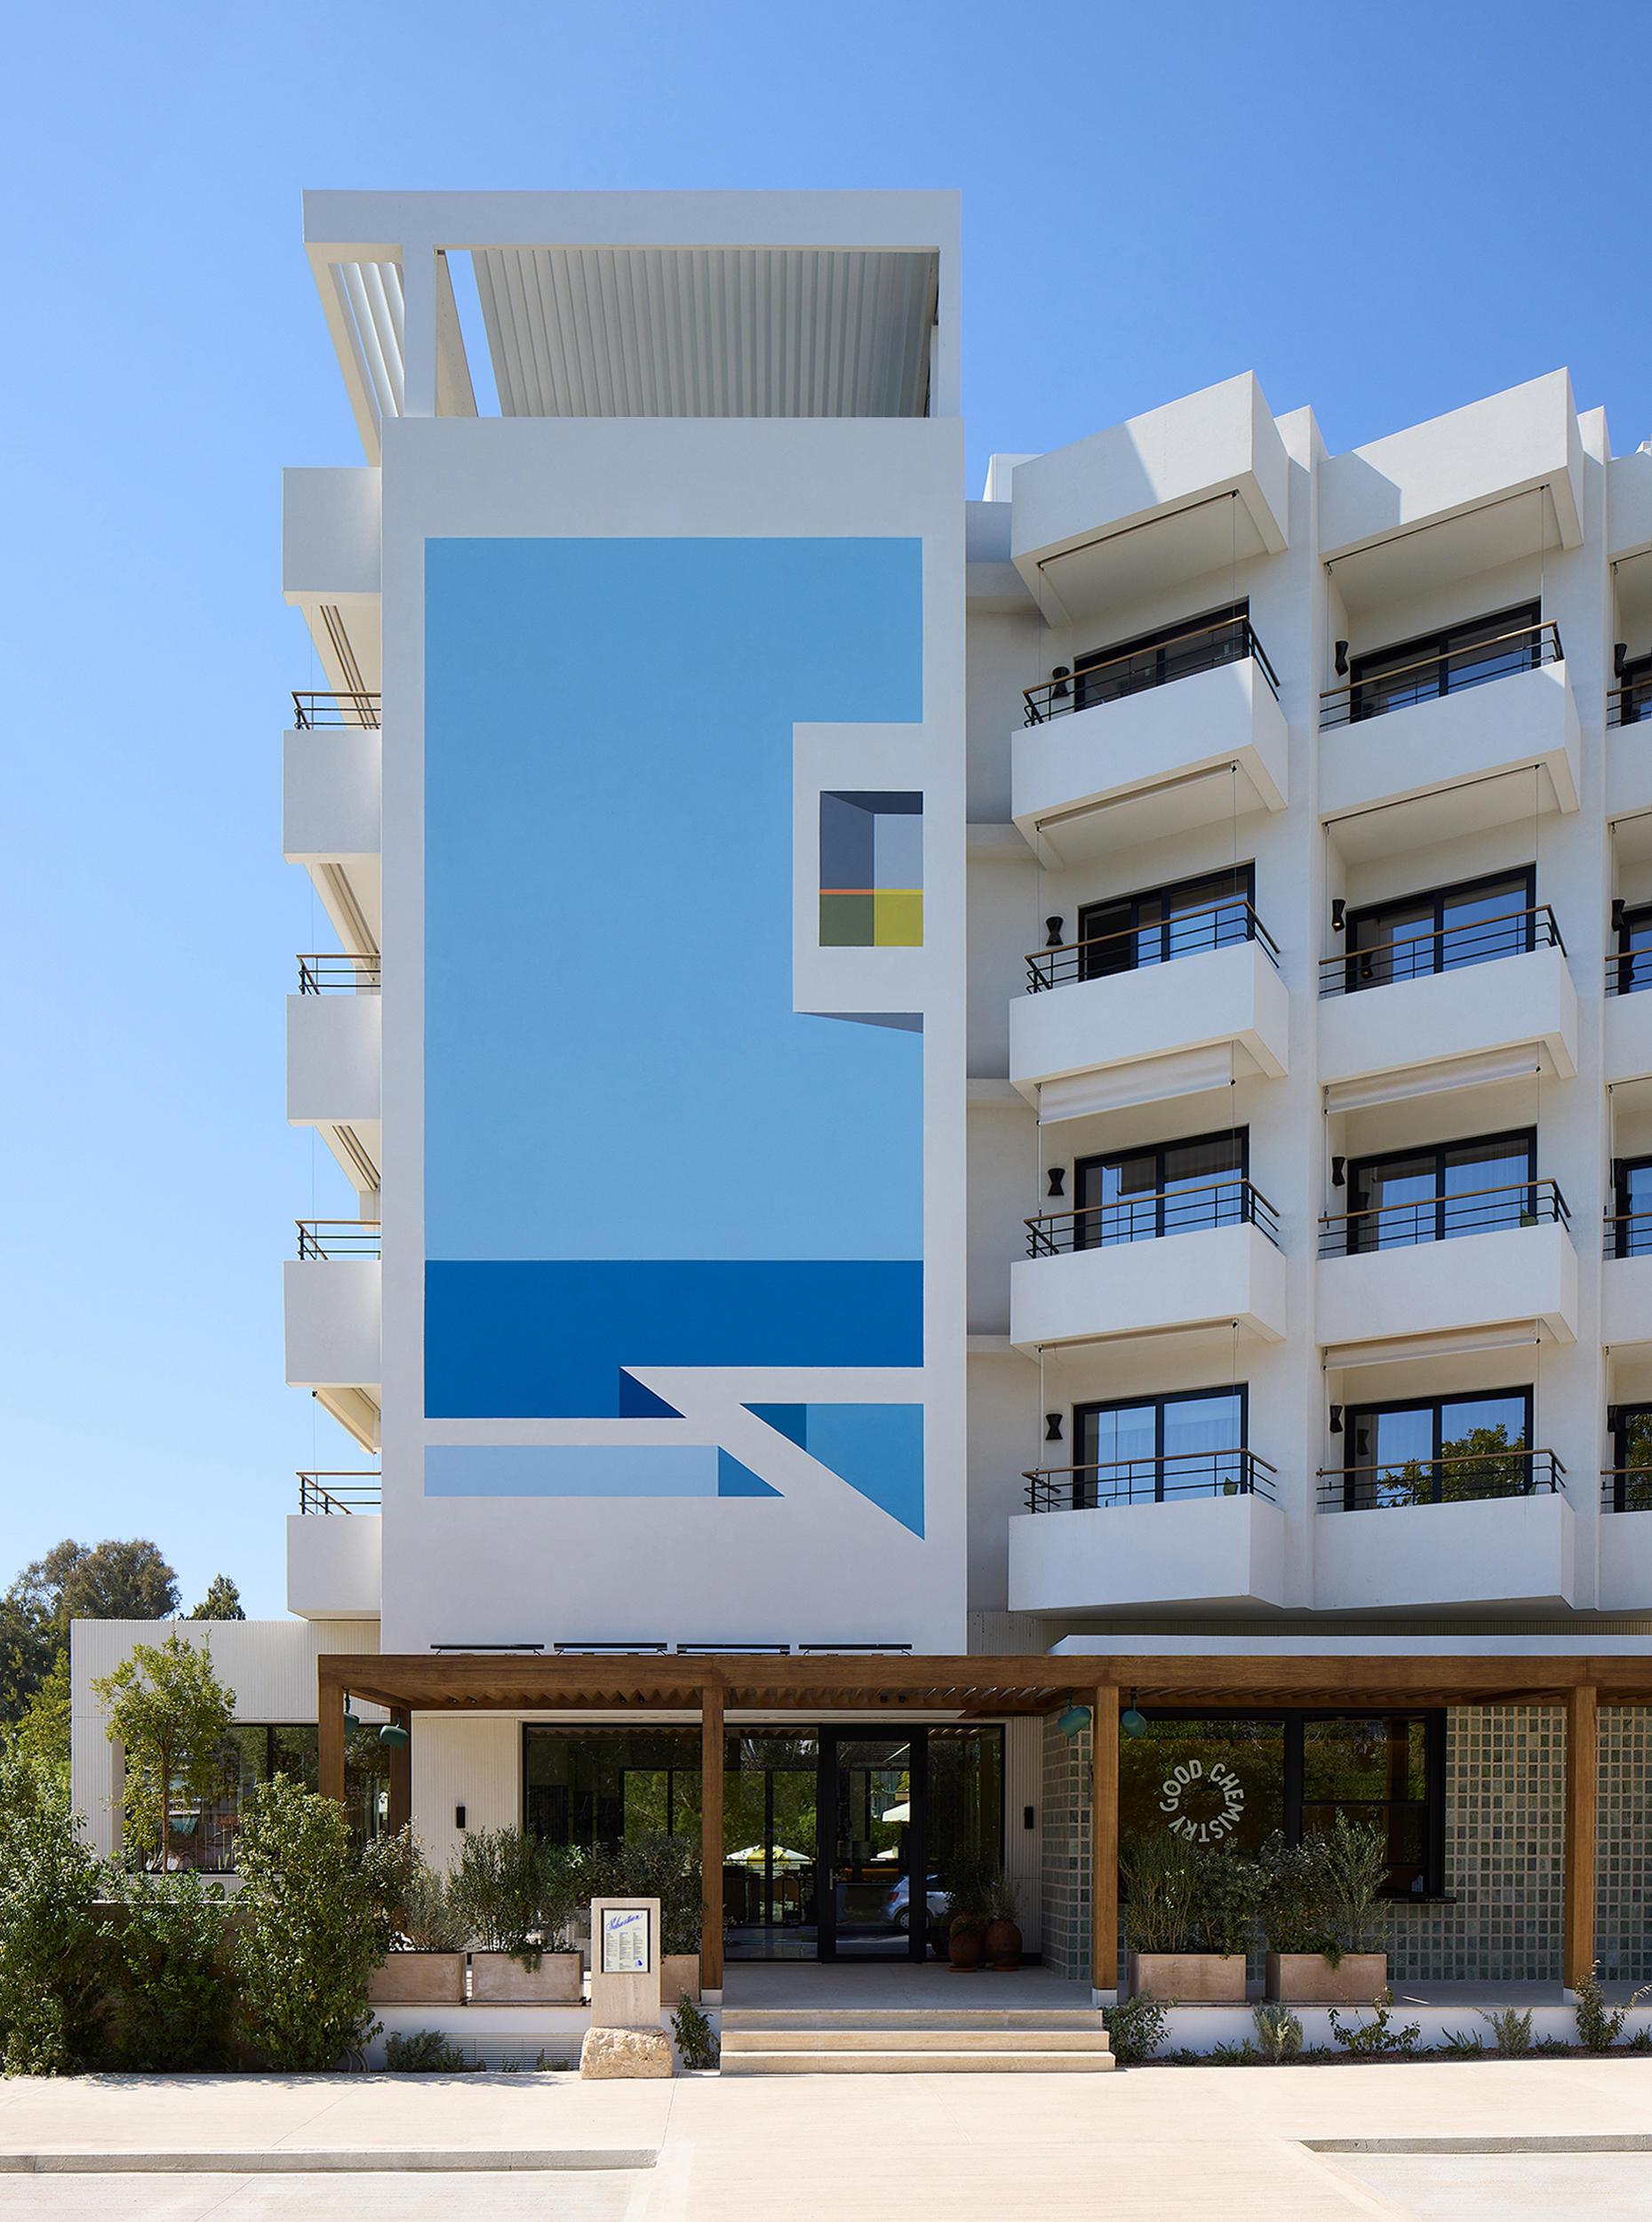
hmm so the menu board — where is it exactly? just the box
[601,1905,651,1975]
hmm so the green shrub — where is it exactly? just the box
[672,1997,718,2069]
[534,2050,571,2071]
[1441,2026,1486,2057]
[106,1871,235,2070]
[1102,1988,1169,2065]
[1532,2035,1573,2056]
[1189,1841,1261,1957]
[1119,1833,1196,1954]
[1627,2026,1652,2055]
[1208,2038,1256,2065]
[394,1861,469,1953]
[234,1777,403,2070]
[1476,2005,1532,2057]
[1317,1812,1389,1955]
[566,1834,703,1956]
[1251,2002,1303,2062]
[451,1828,582,1963]
[0,1748,110,2073]
[384,2027,480,2073]
[1328,1991,1420,2057]
[1574,1962,1652,2052]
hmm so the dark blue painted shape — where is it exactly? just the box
[618,1371,683,1419]
[718,1449,782,1498]
[744,1403,810,1450]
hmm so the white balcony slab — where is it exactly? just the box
[283,1259,381,1389]
[1009,1493,1287,1615]
[1597,1510,1652,1613]
[1010,1223,1287,1355]
[1012,658,1288,867]
[1317,945,1576,1112]
[1010,939,1289,1120]
[288,992,381,1127]
[1601,1254,1652,1348]
[1605,990,1652,1085]
[283,727,381,863]
[287,1513,381,1619]
[1313,1491,1576,1613]
[283,467,381,602]
[1318,1223,1578,1359]
[1009,373,1289,625]
[1321,662,1579,863]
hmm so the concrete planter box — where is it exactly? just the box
[660,1954,700,2007]
[1265,1951,1387,2004]
[470,1950,584,2004]
[368,1953,465,2006]
[1129,1951,1246,2002]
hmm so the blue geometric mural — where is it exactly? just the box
[744,1403,925,1536]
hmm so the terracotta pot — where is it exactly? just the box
[948,1925,985,1971]
[469,1949,585,2004]
[985,1919,1022,1970]
[1265,1951,1387,2004]
[368,1952,466,2006]
[1128,1951,1246,2002]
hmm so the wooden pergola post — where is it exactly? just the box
[1563,1683,1598,1993]
[700,1681,724,2000]
[318,1667,346,1809]
[1090,1686,1119,2002]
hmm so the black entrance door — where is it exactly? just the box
[817,1728,930,1963]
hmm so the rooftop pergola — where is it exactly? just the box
[318,1651,1648,1995]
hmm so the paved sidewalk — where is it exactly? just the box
[3,2058,1652,2220]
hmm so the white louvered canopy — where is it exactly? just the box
[472,246,938,420]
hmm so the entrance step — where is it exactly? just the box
[719,2007,1113,2074]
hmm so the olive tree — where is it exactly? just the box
[92,1632,236,1867]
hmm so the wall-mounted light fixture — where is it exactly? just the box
[1329,1405,1344,1435]
[1331,1156,1346,1187]
[1050,664,1071,699]
[1047,1166,1066,1198]
[1612,899,1627,934]
[1023,1805,1035,1830]
[1045,1411,1064,1443]
[1335,641,1350,677]
[1331,899,1345,932]
[1616,644,1630,681]
[455,1805,467,1830]
[1607,1407,1622,1432]
[1044,915,1065,948]
[1120,1687,1147,1739]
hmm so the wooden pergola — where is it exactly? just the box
[318,1651,1652,1994]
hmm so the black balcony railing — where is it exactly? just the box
[296,1219,381,1260]
[299,1472,382,1514]
[1025,1449,1275,1511]
[1316,1447,1565,1513]
[1605,947,1652,998]
[1601,1468,1652,1515]
[1319,620,1561,731]
[1320,1179,1568,1258]
[1027,899,1279,992]
[1603,1213,1652,1260]
[1026,1176,1280,1257]
[298,952,381,994]
[1022,616,1280,726]
[1607,675,1652,731]
[291,690,380,730]
[1319,904,1563,997]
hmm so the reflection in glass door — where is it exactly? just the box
[722,1735,818,1961]
[819,1733,926,1962]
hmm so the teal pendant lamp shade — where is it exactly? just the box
[341,1693,362,1731]
[1120,1686,1148,1739]
[379,1721,410,1750]
[1056,1690,1092,1738]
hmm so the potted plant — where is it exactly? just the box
[945,1847,992,1971]
[985,1869,1022,1970]
[368,1853,467,2006]
[451,1829,583,2002]
[1259,1818,1389,2003]
[567,1834,703,2000]
[1122,1833,1251,2002]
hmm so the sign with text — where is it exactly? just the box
[601,1904,651,1975]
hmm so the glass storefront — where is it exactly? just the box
[523,1722,1002,1962]
[134,1723,390,1872]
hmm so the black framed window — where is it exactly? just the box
[1350,601,1542,723]
[1078,864,1255,982]
[1611,900,1652,998]
[1073,1386,1247,1507]
[1073,600,1249,713]
[1613,649,1651,729]
[1339,1387,1533,1511]
[1343,866,1536,992]
[1608,1404,1652,1513]
[1118,1713,1446,1896]
[1609,1156,1652,1259]
[1073,1129,1248,1250]
[1343,1129,1536,1253]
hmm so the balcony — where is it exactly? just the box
[1009,1451,1286,1612]
[1600,1227,1652,1349]
[1312,1480,1576,1613]
[1011,627,1288,866]
[1317,1445,1564,1512]
[1604,967,1652,1084]
[287,979,380,1142]
[1317,915,1576,1111]
[287,1473,381,1619]
[1010,907,1288,1121]
[1596,1486,1652,1612]
[1317,1203,1577,1363]
[1320,638,1578,862]
[291,689,380,730]
[283,709,380,954]
[1010,1190,1287,1355]
[283,1239,380,1453]
[1607,672,1652,731]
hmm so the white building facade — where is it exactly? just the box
[73,190,1652,1989]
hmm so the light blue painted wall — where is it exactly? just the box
[425,538,924,1265]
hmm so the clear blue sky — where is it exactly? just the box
[3,0,1647,1616]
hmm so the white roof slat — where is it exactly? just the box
[339,263,400,426]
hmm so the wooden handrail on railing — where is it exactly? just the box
[1021,615,1279,724]
[1026,1176,1280,1256]
[295,1219,382,1260]
[1026,899,1279,990]
[1318,620,1561,730]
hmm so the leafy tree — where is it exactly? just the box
[0,1746,111,2073]
[1393,1422,1528,1506]
[10,1650,72,1783]
[92,1634,236,1868]
[1,1539,180,1729]
[234,1780,409,2069]
[189,1575,244,1622]
[104,1869,236,2070]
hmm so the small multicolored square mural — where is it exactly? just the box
[819,789,922,946]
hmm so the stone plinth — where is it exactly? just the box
[579,2026,673,2080]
